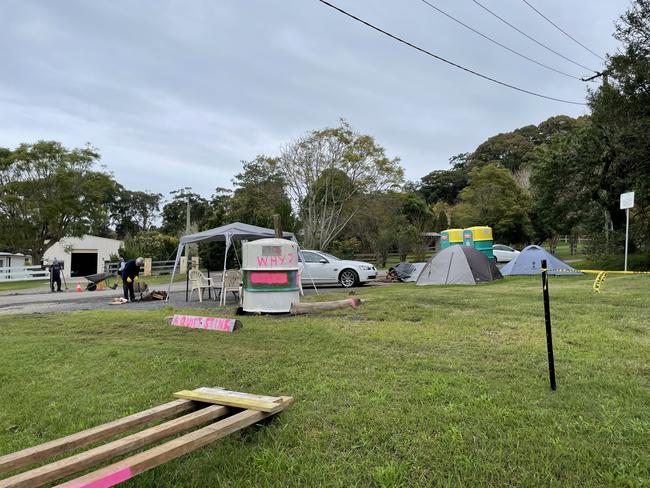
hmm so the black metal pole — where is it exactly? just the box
[207,268,211,300]
[541,259,557,391]
[185,270,189,302]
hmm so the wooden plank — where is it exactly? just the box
[0,400,194,475]
[0,405,228,488]
[173,388,283,413]
[54,397,293,488]
[290,298,361,315]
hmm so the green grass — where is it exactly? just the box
[0,276,648,486]
[0,280,48,292]
[141,273,187,286]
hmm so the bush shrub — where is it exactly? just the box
[119,232,179,261]
[580,253,650,271]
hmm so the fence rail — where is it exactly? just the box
[105,260,176,275]
[0,266,49,282]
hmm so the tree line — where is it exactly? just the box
[0,0,647,266]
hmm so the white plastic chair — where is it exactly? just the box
[219,269,241,303]
[189,269,217,302]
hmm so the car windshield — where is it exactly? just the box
[318,252,340,261]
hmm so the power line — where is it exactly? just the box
[417,0,583,80]
[519,0,606,61]
[470,0,599,73]
[317,0,587,105]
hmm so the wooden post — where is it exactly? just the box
[179,256,188,275]
[273,214,283,239]
[143,258,152,277]
[541,260,557,391]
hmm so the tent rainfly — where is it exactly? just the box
[416,245,502,286]
[167,222,297,305]
[500,245,581,276]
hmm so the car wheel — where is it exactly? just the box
[339,269,359,288]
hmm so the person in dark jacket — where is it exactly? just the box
[50,258,63,292]
[122,257,144,302]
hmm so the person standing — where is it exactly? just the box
[122,257,144,302]
[50,258,63,292]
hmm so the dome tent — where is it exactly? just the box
[500,245,581,276]
[416,246,502,286]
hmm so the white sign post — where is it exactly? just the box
[620,192,635,271]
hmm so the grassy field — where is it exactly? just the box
[0,280,49,292]
[0,276,648,486]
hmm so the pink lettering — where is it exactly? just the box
[256,256,269,267]
[170,315,235,333]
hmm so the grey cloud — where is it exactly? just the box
[0,0,626,196]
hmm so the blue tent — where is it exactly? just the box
[500,245,582,276]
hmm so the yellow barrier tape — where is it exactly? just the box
[549,268,650,275]
[592,271,608,293]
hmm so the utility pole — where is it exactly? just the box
[185,195,191,259]
[273,214,283,239]
[581,70,608,87]
[185,196,191,235]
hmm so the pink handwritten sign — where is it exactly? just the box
[250,272,289,285]
[255,252,297,268]
[170,315,241,333]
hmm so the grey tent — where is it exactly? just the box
[167,222,297,304]
[500,245,581,276]
[416,246,502,285]
[389,262,427,282]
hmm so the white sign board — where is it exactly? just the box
[620,192,635,210]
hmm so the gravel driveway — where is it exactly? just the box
[0,279,376,315]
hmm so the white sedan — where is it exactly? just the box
[493,244,520,263]
[299,250,377,288]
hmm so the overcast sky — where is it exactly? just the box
[1,0,627,199]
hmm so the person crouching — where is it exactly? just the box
[122,257,144,302]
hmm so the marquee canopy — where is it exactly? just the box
[168,222,297,304]
[179,222,295,245]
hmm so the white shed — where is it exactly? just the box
[44,235,123,278]
[0,252,27,269]
[0,253,27,281]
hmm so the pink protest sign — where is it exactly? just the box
[170,315,242,333]
[250,271,289,285]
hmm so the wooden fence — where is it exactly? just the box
[0,266,49,282]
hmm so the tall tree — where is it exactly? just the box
[228,156,295,231]
[586,0,650,246]
[530,127,600,249]
[277,120,403,249]
[111,187,163,238]
[160,188,211,237]
[452,164,531,244]
[0,141,116,262]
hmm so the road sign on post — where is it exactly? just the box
[620,192,635,272]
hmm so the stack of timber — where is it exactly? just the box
[0,387,292,488]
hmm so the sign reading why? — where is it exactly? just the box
[170,314,242,333]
